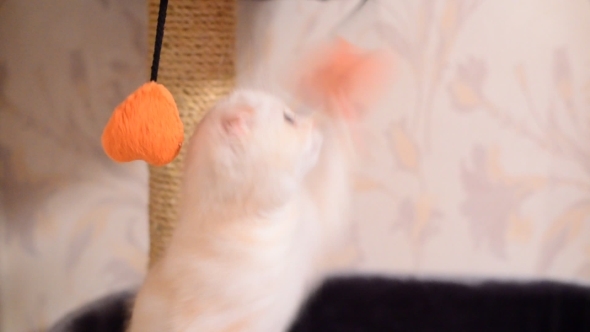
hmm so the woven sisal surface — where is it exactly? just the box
[147,0,236,266]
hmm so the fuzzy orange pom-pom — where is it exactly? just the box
[101,81,184,166]
[295,38,396,121]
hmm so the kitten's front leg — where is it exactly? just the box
[294,40,393,263]
[304,111,357,263]
[127,267,173,332]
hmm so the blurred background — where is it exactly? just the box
[1,0,589,331]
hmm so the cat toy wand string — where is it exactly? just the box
[150,0,168,82]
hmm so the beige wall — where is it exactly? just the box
[1,0,589,331]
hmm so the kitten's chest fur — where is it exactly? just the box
[153,194,321,331]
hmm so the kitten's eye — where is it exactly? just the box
[283,111,296,125]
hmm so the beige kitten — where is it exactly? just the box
[127,88,356,332]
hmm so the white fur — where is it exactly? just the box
[128,89,356,332]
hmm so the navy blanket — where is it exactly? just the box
[50,276,590,332]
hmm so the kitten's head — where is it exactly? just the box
[184,89,322,211]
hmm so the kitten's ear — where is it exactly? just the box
[221,106,253,137]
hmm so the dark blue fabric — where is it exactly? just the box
[290,276,590,332]
[49,290,134,332]
[49,276,590,332]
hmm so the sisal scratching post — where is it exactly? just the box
[147,0,236,266]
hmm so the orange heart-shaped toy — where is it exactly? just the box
[101,81,184,166]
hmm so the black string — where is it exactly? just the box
[150,0,168,82]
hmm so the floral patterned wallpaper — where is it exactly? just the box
[1,0,590,331]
